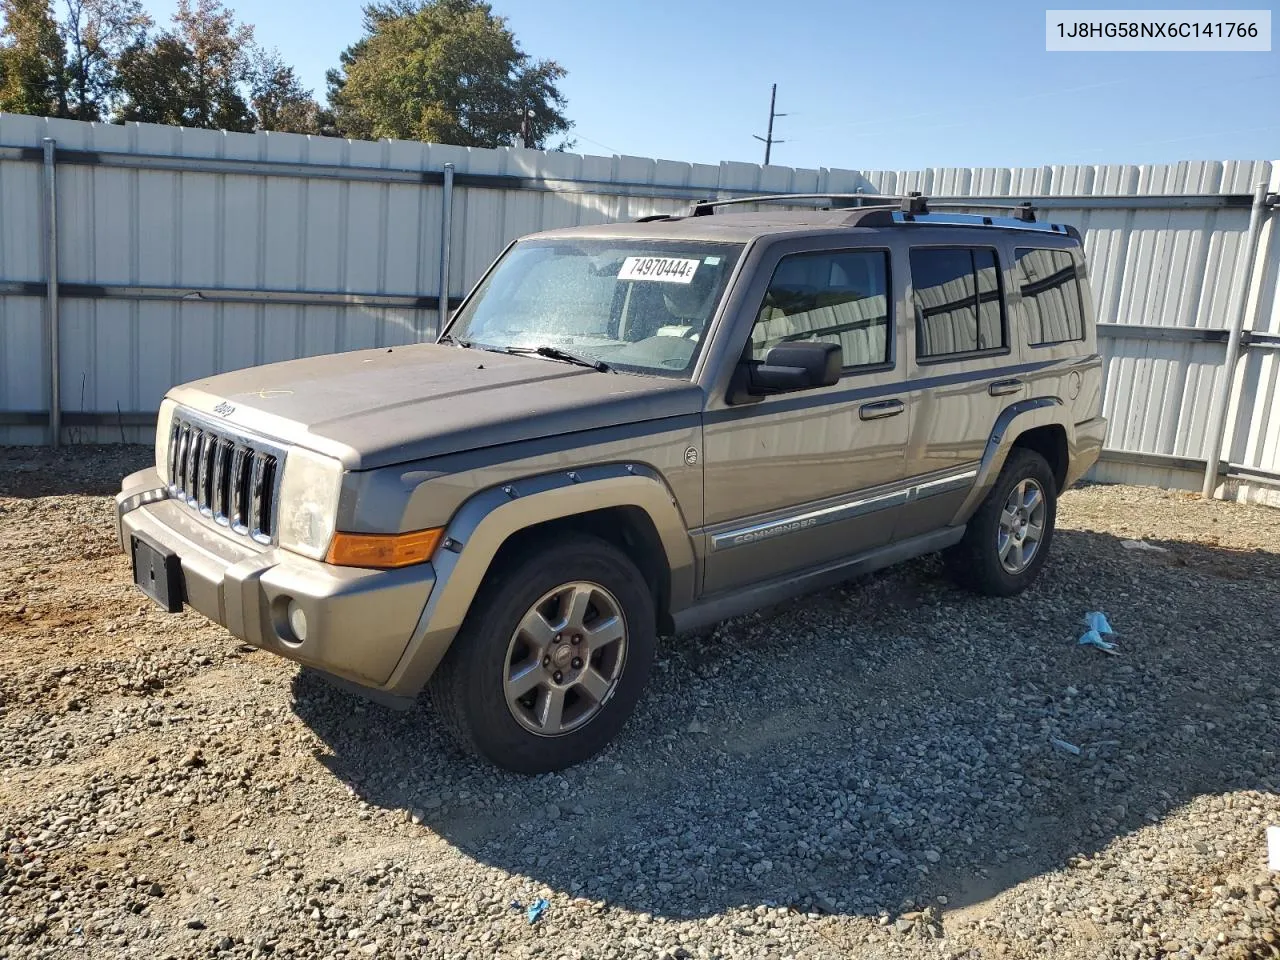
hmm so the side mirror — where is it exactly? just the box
[727,341,842,403]
[729,341,841,403]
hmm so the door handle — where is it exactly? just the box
[989,378,1024,397]
[859,399,904,421]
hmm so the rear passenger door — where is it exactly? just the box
[895,244,1023,539]
[700,241,910,595]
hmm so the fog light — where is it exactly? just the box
[287,601,308,643]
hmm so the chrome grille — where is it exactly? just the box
[167,415,281,544]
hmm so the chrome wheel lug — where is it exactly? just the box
[542,655,551,667]
[571,657,582,669]
[571,634,581,645]
[553,671,563,683]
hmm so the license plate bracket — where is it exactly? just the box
[131,533,184,613]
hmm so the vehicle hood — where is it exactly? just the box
[168,343,704,470]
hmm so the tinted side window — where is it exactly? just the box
[1015,247,1085,345]
[750,250,891,368]
[911,247,1006,359]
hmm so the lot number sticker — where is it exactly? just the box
[618,256,700,284]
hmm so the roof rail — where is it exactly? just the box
[635,191,1051,229]
[683,192,905,217]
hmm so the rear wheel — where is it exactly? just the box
[428,535,655,774]
[947,447,1057,596]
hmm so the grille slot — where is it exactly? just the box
[166,415,283,544]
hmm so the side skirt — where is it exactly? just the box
[671,526,966,634]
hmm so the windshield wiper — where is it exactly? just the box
[505,345,612,373]
[442,335,511,354]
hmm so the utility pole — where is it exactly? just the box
[752,83,786,165]
[519,107,536,149]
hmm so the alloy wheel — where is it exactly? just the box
[997,477,1047,574]
[502,581,628,737]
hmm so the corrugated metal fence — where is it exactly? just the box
[1,114,1277,503]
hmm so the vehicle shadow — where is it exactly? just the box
[293,524,1280,921]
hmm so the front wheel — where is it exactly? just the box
[946,448,1057,596]
[428,535,656,774]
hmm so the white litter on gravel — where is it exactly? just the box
[1121,539,1170,553]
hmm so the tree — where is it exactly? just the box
[61,0,151,120]
[114,0,255,130]
[250,48,322,134]
[0,0,66,116]
[3,0,324,134]
[113,34,198,125]
[326,0,571,148]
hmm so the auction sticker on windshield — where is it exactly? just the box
[618,256,700,284]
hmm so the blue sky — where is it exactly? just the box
[141,0,1279,170]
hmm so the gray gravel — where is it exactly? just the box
[2,445,1278,959]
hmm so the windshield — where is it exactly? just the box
[445,238,744,377]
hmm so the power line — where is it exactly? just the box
[752,83,786,165]
[573,133,621,155]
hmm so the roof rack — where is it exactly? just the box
[643,190,1040,224]
[680,193,905,217]
[889,192,1037,222]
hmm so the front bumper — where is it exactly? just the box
[116,468,437,691]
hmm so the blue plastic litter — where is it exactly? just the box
[1079,629,1119,654]
[526,898,549,925]
[1083,611,1115,635]
[1078,612,1119,653]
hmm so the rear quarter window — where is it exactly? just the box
[1014,247,1087,345]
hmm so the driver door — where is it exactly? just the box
[700,240,910,595]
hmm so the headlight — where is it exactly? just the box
[277,448,344,561]
[154,399,176,485]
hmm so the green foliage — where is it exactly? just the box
[0,0,66,116]
[114,0,256,129]
[62,0,151,120]
[251,49,323,135]
[326,0,571,148]
[1,0,322,132]
[1,0,150,120]
[1,0,569,143]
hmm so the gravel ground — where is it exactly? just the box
[2,445,1278,960]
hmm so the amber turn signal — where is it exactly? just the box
[325,527,444,569]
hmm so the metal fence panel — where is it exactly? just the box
[0,114,1276,502]
[0,296,44,417]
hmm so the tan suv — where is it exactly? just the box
[116,193,1105,773]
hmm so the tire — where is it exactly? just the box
[428,535,656,774]
[946,448,1057,597]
